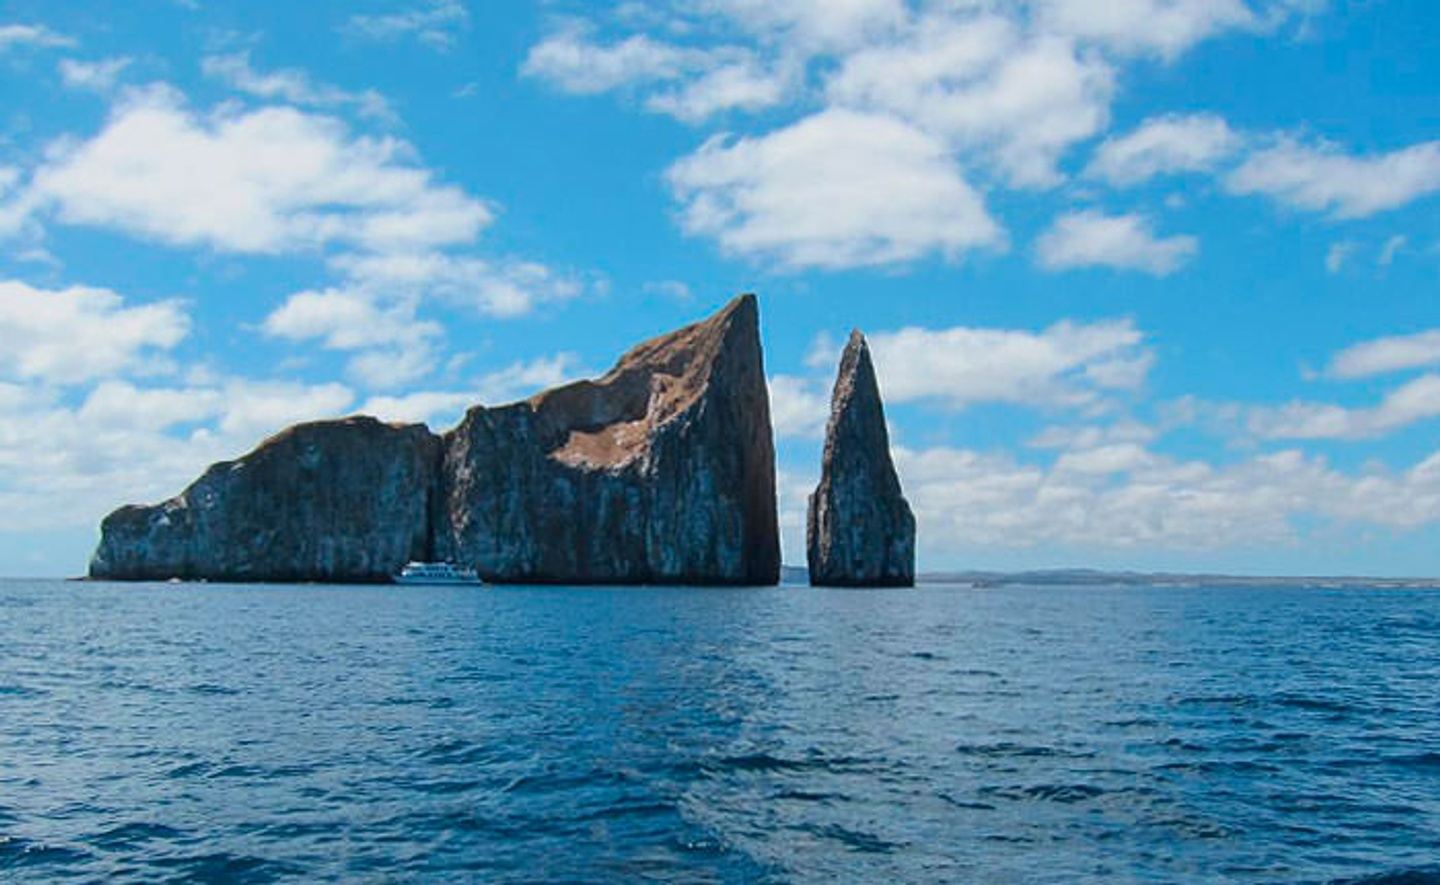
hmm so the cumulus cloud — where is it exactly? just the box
[261,287,441,388]
[1035,209,1198,276]
[524,0,1316,266]
[667,108,1003,269]
[830,21,1115,187]
[865,318,1151,410]
[25,85,490,255]
[201,51,394,123]
[896,443,1440,554]
[330,252,585,318]
[1226,137,1440,218]
[0,280,188,384]
[1248,374,1440,439]
[1033,0,1256,59]
[360,353,590,426]
[343,0,468,51]
[0,376,355,532]
[0,23,73,51]
[1328,329,1440,379]
[768,374,831,439]
[1086,113,1241,185]
[58,57,131,93]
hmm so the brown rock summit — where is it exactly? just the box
[435,293,780,584]
[89,295,781,585]
[807,330,916,587]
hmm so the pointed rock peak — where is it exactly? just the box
[808,327,916,588]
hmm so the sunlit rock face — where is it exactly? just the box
[807,330,916,588]
[90,296,781,586]
[89,417,441,583]
[436,294,780,585]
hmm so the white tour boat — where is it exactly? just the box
[394,562,484,585]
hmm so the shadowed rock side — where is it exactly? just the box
[89,417,441,582]
[808,330,916,587]
[436,293,781,584]
[90,295,781,585]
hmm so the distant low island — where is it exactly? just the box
[89,295,917,587]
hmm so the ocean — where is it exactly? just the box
[1,579,1438,882]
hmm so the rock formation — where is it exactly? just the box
[89,295,781,586]
[807,330,916,587]
[90,417,441,583]
[435,293,779,584]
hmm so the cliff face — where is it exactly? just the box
[807,330,916,587]
[89,295,781,586]
[89,417,441,583]
[436,293,780,584]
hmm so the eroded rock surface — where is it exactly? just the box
[436,294,780,584]
[90,295,781,585]
[807,330,916,587]
[89,417,441,583]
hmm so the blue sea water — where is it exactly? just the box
[1,580,1439,883]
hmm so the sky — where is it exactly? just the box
[1,0,1439,577]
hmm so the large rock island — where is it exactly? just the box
[807,330,916,587]
[90,295,781,585]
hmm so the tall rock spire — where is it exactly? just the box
[807,330,916,587]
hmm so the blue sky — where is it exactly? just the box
[2,0,1440,577]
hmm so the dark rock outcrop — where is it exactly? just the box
[89,417,441,582]
[807,330,915,587]
[435,293,780,584]
[89,295,781,585]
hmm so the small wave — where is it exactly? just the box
[188,683,240,696]
[149,850,302,881]
[1274,693,1357,714]
[806,823,903,854]
[1329,868,1440,885]
[0,835,90,869]
[90,822,187,850]
[980,783,1109,804]
[955,741,1093,759]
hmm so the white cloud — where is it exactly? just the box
[1034,0,1256,58]
[768,375,831,439]
[830,20,1115,187]
[522,28,707,95]
[58,57,131,93]
[522,27,790,122]
[1226,137,1440,218]
[703,0,908,52]
[359,353,589,426]
[865,319,1151,410]
[262,288,439,351]
[1325,240,1357,274]
[475,353,588,405]
[897,442,1440,554]
[1329,329,1440,379]
[262,287,441,388]
[0,280,188,385]
[645,58,792,121]
[201,51,394,123]
[1036,209,1197,276]
[1085,113,1241,186]
[26,85,490,255]
[667,108,1003,270]
[361,390,476,427]
[344,0,468,51]
[1378,234,1407,267]
[0,23,73,51]
[1248,374,1440,439]
[0,376,355,532]
[331,252,584,318]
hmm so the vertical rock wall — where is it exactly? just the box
[807,330,916,587]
